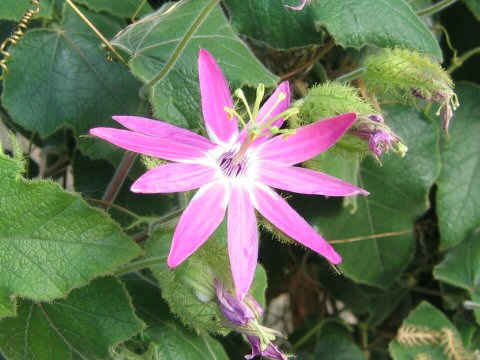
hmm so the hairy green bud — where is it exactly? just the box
[363,48,458,131]
[298,81,377,123]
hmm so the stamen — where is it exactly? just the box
[251,84,265,123]
[259,91,287,123]
[224,106,248,129]
[261,107,299,129]
[234,89,254,123]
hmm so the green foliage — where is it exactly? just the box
[313,104,440,288]
[0,148,141,317]
[389,302,471,360]
[436,82,480,249]
[74,0,153,18]
[1,5,144,159]
[435,229,480,324]
[0,277,144,359]
[463,0,480,20]
[0,0,54,20]
[314,321,365,359]
[111,0,277,130]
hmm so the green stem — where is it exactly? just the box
[114,256,168,276]
[416,0,457,17]
[141,0,220,96]
[102,152,137,206]
[293,322,323,349]
[335,67,366,83]
[447,46,480,74]
[87,198,140,219]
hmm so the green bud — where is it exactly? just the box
[140,155,165,170]
[363,48,458,131]
[298,81,377,124]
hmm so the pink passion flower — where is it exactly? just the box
[90,49,368,299]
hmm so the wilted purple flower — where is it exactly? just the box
[411,88,459,132]
[214,279,256,325]
[350,115,407,157]
[245,336,290,360]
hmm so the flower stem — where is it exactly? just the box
[102,152,137,207]
[416,0,457,17]
[329,229,412,244]
[141,0,220,96]
[335,67,366,83]
[114,256,168,276]
[447,46,480,74]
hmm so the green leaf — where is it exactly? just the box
[389,302,468,360]
[0,149,141,317]
[120,274,229,360]
[313,105,440,288]
[0,277,144,360]
[1,6,144,139]
[223,0,441,59]
[145,322,230,360]
[223,0,323,49]
[436,82,480,249]
[74,0,153,18]
[111,0,278,130]
[434,229,480,324]
[311,0,442,59]
[314,321,365,360]
[463,0,480,20]
[0,0,54,20]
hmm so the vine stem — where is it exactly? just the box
[329,229,411,244]
[65,0,127,64]
[102,152,137,206]
[87,198,140,219]
[114,256,168,276]
[416,0,458,17]
[447,46,480,74]
[335,67,366,83]
[141,0,220,95]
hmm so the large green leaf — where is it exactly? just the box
[111,0,278,130]
[0,149,141,317]
[1,6,144,139]
[223,0,323,49]
[0,277,144,360]
[389,302,468,360]
[314,321,365,360]
[0,0,54,20]
[463,0,480,20]
[313,105,440,288]
[224,0,441,58]
[312,0,442,59]
[434,229,480,324]
[74,0,153,18]
[436,82,480,249]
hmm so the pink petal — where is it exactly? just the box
[131,163,220,193]
[257,162,369,196]
[257,113,357,165]
[112,116,216,151]
[228,185,258,299]
[168,181,229,267]
[198,49,238,144]
[238,81,291,147]
[252,183,342,264]
[90,127,209,163]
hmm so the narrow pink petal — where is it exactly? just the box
[198,49,238,144]
[131,163,220,193]
[252,183,342,264]
[238,81,291,146]
[90,127,209,163]
[257,162,369,196]
[228,185,258,299]
[112,115,216,151]
[257,113,357,165]
[168,181,228,267]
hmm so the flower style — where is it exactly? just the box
[90,49,368,299]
